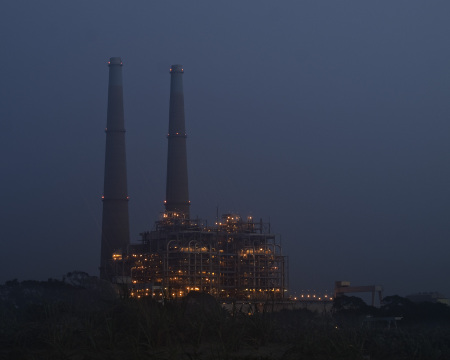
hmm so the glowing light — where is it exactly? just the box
[112,253,122,260]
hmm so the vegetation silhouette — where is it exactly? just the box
[1,276,450,359]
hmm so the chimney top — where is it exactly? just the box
[170,64,183,73]
[108,57,123,66]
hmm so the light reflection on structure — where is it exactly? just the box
[110,212,287,300]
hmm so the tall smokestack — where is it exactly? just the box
[100,57,130,280]
[165,64,190,218]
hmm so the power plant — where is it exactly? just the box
[101,60,287,300]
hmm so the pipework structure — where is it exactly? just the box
[100,57,130,281]
[165,65,190,218]
[121,213,286,300]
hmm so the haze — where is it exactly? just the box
[1,1,449,297]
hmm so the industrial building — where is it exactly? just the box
[117,212,286,300]
[101,60,287,300]
[406,292,450,306]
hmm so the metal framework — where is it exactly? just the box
[111,212,287,300]
[334,281,383,307]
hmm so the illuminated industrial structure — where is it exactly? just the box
[114,212,286,300]
[103,63,287,300]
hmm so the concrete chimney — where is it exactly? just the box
[165,64,190,217]
[100,57,130,280]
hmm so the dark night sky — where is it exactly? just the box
[1,1,450,297]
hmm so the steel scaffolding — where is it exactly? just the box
[113,212,287,300]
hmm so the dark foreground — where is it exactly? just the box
[1,275,450,359]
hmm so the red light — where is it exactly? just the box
[101,195,105,199]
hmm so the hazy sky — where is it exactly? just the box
[1,1,450,297]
